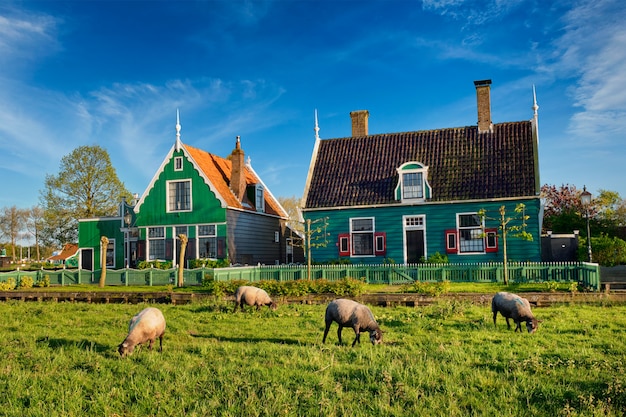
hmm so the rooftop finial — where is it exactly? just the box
[532,85,539,116]
[314,109,320,141]
[175,109,182,151]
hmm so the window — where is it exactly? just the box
[105,238,115,267]
[374,232,386,256]
[402,172,423,199]
[175,226,187,237]
[198,224,217,258]
[168,180,191,212]
[174,156,183,171]
[351,218,374,256]
[458,213,484,253]
[338,234,350,256]
[148,227,165,260]
[395,162,431,202]
[255,185,265,212]
[274,231,280,243]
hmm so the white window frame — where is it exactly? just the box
[103,238,116,268]
[457,212,485,254]
[167,179,192,212]
[396,162,431,203]
[174,156,183,171]
[148,226,165,261]
[197,224,217,259]
[350,217,375,257]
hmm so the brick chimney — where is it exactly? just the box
[350,110,369,136]
[474,79,493,133]
[230,136,246,200]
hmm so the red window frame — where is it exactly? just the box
[374,232,386,256]
[338,234,350,257]
[445,229,458,254]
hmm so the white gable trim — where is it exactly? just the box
[134,143,228,212]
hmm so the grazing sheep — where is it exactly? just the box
[233,285,277,312]
[322,298,383,347]
[492,292,539,333]
[118,307,166,357]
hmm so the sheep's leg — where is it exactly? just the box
[514,321,521,332]
[158,335,163,352]
[505,317,511,330]
[493,311,498,327]
[352,329,360,347]
[322,322,331,343]
[148,339,154,350]
[337,325,343,345]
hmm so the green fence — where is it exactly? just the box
[0,262,601,291]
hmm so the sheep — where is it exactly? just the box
[322,298,383,347]
[118,307,166,357]
[233,285,277,312]
[491,292,539,333]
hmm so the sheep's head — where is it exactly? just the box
[370,329,383,345]
[269,301,278,311]
[118,341,135,357]
[526,318,539,334]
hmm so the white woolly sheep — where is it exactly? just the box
[233,285,277,312]
[322,298,383,347]
[491,292,539,333]
[118,307,166,356]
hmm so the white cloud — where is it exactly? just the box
[0,7,60,69]
[554,0,626,143]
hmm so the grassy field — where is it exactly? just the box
[0,299,625,417]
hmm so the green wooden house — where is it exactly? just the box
[301,80,542,264]
[78,115,302,270]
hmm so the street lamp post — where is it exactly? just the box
[124,210,132,268]
[580,186,592,263]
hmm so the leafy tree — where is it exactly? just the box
[277,195,305,235]
[479,204,533,285]
[0,206,28,262]
[25,206,45,261]
[594,189,626,236]
[580,234,626,266]
[540,184,591,234]
[40,145,131,246]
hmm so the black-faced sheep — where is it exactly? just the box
[118,307,166,356]
[233,285,277,312]
[492,291,539,333]
[322,298,383,347]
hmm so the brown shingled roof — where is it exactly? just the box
[184,144,287,217]
[305,121,537,209]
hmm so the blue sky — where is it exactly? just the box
[1,0,625,210]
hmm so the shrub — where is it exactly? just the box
[401,280,451,296]
[0,278,16,291]
[18,276,34,289]
[137,260,173,270]
[35,275,50,287]
[579,234,626,266]
[427,252,449,263]
[188,258,229,269]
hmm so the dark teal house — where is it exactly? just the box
[301,80,542,264]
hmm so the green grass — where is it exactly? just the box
[1,300,625,416]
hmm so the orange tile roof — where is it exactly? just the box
[48,243,79,261]
[184,144,287,218]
